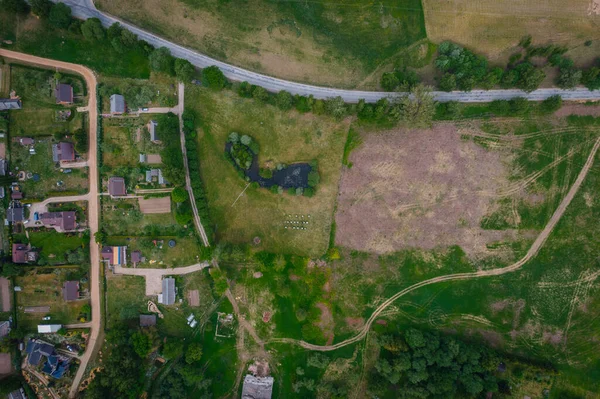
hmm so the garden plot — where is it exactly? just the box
[139,196,171,214]
[335,123,534,258]
[102,118,163,168]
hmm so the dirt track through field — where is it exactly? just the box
[270,136,600,352]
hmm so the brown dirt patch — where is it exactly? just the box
[146,154,162,164]
[0,143,6,158]
[24,306,50,313]
[335,124,524,258]
[0,277,10,312]
[345,317,365,330]
[542,328,564,346]
[476,329,504,348]
[0,353,11,374]
[138,196,171,214]
[187,290,199,307]
[555,104,600,118]
[316,302,335,345]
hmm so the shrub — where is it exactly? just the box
[171,186,188,203]
[149,47,175,75]
[230,143,253,170]
[228,132,239,143]
[270,185,278,194]
[275,90,293,110]
[303,187,315,197]
[252,86,269,102]
[49,2,72,29]
[202,66,227,90]
[259,168,273,179]
[539,95,562,114]
[240,135,252,146]
[307,170,320,187]
[277,186,284,195]
[295,187,303,196]
[248,141,260,155]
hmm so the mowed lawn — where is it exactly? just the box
[16,270,89,330]
[188,87,349,256]
[422,0,600,65]
[96,0,425,88]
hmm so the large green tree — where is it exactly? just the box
[174,58,195,82]
[30,0,53,18]
[1,0,29,14]
[48,2,72,29]
[202,66,227,90]
[149,47,175,75]
[392,84,436,127]
[81,18,105,41]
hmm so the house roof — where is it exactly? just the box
[6,207,24,223]
[42,354,70,379]
[131,250,142,263]
[149,120,158,141]
[0,159,6,176]
[110,94,125,114]
[26,339,55,366]
[13,137,34,145]
[11,191,23,200]
[0,320,10,338]
[139,314,157,327]
[108,177,127,196]
[12,243,28,264]
[52,142,75,162]
[0,99,22,110]
[241,375,274,399]
[40,211,76,231]
[55,84,73,104]
[62,281,79,301]
[8,388,27,399]
[162,278,176,305]
[101,246,127,266]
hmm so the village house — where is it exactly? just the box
[131,250,143,265]
[0,159,6,176]
[6,205,24,224]
[55,83,73,105]
[0,98,22,110]
[12,243,38,264]
[110,94,126,115]
[148,120,159,142]
[12,137,34,146]
[52,142,75,162]
[145,168,168,185]
[108,176,127,197]
[159,277,176,305]
[40,211,77,231]
[0,320,11,339]
[62,281,80,301]
[101,246,127,266]
[37,324,62,334]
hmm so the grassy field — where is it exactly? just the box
[26,230,88,265]
[105,274,147,328]
[16,269,90,330]
[188,86,349,257]
[11,141,89,198]
[102,197,186,236]
[96,0,426,88]
[105,235,202,267]
[99,75,178,112]
[102,118,163,168]
[422,0,600,66]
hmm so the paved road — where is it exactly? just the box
[176,83,210,246]
[0,49,102,399]
[271,136,600,351]
[54,0,600,103]
[113,262,210,295]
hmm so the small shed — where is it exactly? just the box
[110,94,126,114]
[0,99,22,110]
[160,278,176,305]
[139,314,157,327]
[149,120,159,142]
[131,250,143,264]
[37,324,62,334]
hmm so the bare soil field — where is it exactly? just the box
[138,196,171,214]
[422,0,600,65]
[0,143,6,158]
[146,154,162,164]
[335,124,530,258]
[0,353,11,374]
[555,104,600,117]
[0,277,10,312]
[187,290,199,307]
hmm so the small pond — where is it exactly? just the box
[225,142,311,188]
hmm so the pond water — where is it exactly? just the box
[225,143,311,188]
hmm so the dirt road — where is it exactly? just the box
[0,49,101,398]
[113,262,210,295]
[271,136,600,351]
[176,82,210,246]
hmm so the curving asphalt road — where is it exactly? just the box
[53,0,600,103]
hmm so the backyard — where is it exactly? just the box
[188,86,349,257]
[105,235,202,267]
[101,197,186,236]
[15,269,91,330]
[11,140,89,198]
[102,117,163,169]
[22,230,88,266]
[99,75,178,113]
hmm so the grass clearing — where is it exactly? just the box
[16,269,90,330]
[96,0,425,88]
[102,117,163,168]
[27,230,88,265]
[188,86,349,256]
[105,235,202,267]
[105,273,147,328]
[422,0,600,66]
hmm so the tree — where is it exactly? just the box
[275,90,293,110]
[30,0,53,18]
[74,128,88,153]
[393,84,436,127]
[1,0,30,14]
[171,187,188,203]
[185,342,203,364]
[325,96,346,119]
[514,63,545,92]
[438,74,457,92]
[48,2,72,29]
[174,58,195,82]
[202,66,227,90]
[307,170,320,187]
[540,95,562,114]
[381,72,400,91]
[130,330,153,358]
[252,86,269,102]
[582,67,600,90]
[81,18,105,41]
[149,47,175,75]
[163,340,184,359]
[1,263,21,277]
[94,230,107,244]
[557,67,582,89]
